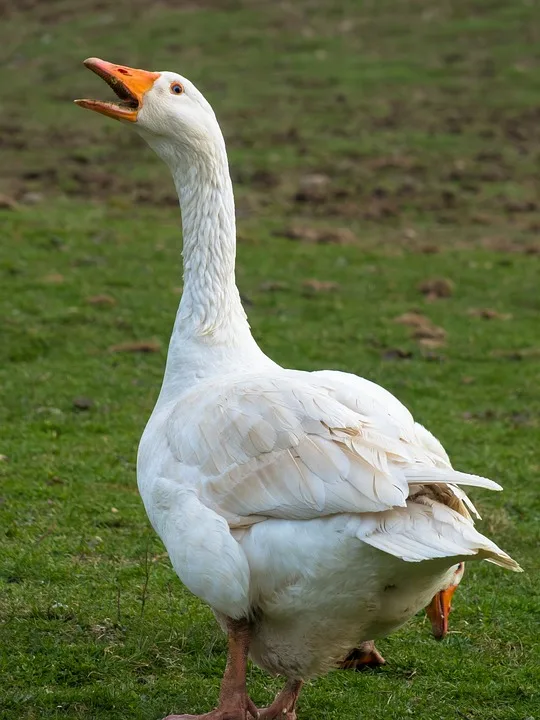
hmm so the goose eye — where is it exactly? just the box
[170,82,184,95]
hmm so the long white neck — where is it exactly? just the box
[146,128,271,397]
[172,137,248,339]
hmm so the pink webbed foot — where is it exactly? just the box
[163,692,258,720]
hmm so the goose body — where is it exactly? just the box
[139,364,516,680]
[76,58,521,719]
[242,516,458,678]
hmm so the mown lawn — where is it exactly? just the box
[1,1,539,719]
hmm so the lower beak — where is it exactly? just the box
[426,585,457,640]
[74,57,159,122]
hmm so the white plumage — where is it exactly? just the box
[77,57,521,718]
[139,364,519,673]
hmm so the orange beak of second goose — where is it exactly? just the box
[426,584,458,639]
[74,57,159,122]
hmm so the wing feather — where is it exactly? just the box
[165,370,503,529]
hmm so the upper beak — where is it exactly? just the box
[74,57,159,122]
[426,585,457,640]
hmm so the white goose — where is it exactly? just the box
[76,58,521,720]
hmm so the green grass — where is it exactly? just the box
[1,1,539,718]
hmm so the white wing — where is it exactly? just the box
[164,369,499,527]
[310,369,484,519]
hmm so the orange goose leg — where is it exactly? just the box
[258,679,304,720]
[164,618,258,720]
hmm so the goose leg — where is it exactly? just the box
[164,618,258,720]
[337,641,386,670]
[258,679,303,720]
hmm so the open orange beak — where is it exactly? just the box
[426,585,457,640]
[74,58,159,122]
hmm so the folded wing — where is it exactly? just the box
[165,370,500,527]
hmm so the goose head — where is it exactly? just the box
[426,562,465,639]
[74,58,224,168]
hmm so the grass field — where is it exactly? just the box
[1,1,539,718]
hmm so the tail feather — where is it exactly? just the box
[404,466,502,492]
[485,555,523,572]
[358,500,522,572]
